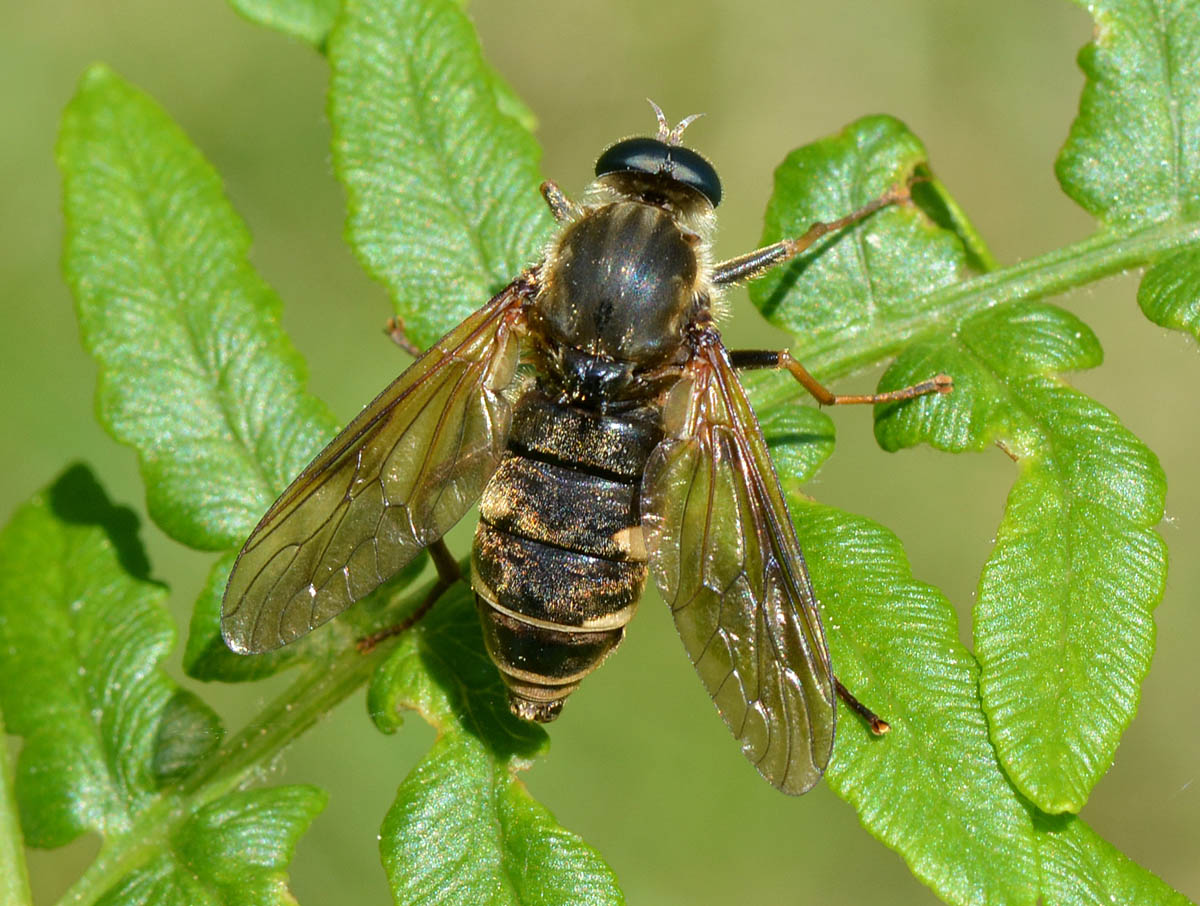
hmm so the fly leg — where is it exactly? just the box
[712,183,913,286]
[835,679,890,735]
[356,541,463,652]
[729,348,952,405]
[383,316,423,358]
[718,181,951,401]
[541,180,581,222]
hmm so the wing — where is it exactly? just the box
[222,277,533,653]
[641,330,835,794]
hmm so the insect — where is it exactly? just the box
[222,103,951,794]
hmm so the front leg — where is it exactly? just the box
[541,180,581,223]
[730,348,952,406]
[712,183,911,286]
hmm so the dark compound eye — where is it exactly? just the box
[595,137,722,207]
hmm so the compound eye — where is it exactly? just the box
[595,137,671,180]
[595,137,722,207]
[667,145,722,207]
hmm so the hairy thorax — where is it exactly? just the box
[529,201,705,407]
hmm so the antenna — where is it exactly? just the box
[645,99,705,145]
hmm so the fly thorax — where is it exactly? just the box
[536,202,699,366]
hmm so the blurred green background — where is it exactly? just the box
[5,0,1198,903]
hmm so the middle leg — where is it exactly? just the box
[730,348,952,406]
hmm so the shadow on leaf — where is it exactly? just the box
[48,463,151,580]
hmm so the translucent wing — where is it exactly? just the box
[641,330,835,794]
[222,278,532,653]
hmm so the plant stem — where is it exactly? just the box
[54,573,449,906]
[182,637,384,797]
[802,217,1200,380]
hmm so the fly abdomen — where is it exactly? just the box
[472,389,661,722]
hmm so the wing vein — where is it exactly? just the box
[642,331,834,793]
[222,278,531,653]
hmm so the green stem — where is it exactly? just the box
[803,218,1200,380]
[181,637,384,797]
[53,573,447,906]
[0,710,33,906]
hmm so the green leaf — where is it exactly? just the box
[783,499,1188,906]
[368,585,624,905]
[0,464,197,847]
[93,786,327,906]
[876,302,1167,813]
[151,691,225,787]
[381,734,622,906]
[1036,814,1192,906]
[0,465,324,902]
[229,0,340,45]
[1056,0,1200,228]
[230,0,539,132]
[1138,247,1200,341]
[0,708,32,906]
[748,115,970,379]
[756,115,1180,898]
[58,64,338,551]
[788,499,1038,905]
[328,0,554,350]
[1056,4,1200,347]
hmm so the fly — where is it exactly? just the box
[221,103,951,794]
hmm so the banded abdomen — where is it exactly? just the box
[472,388,661,721]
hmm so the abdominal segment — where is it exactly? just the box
[472,388,661,722]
